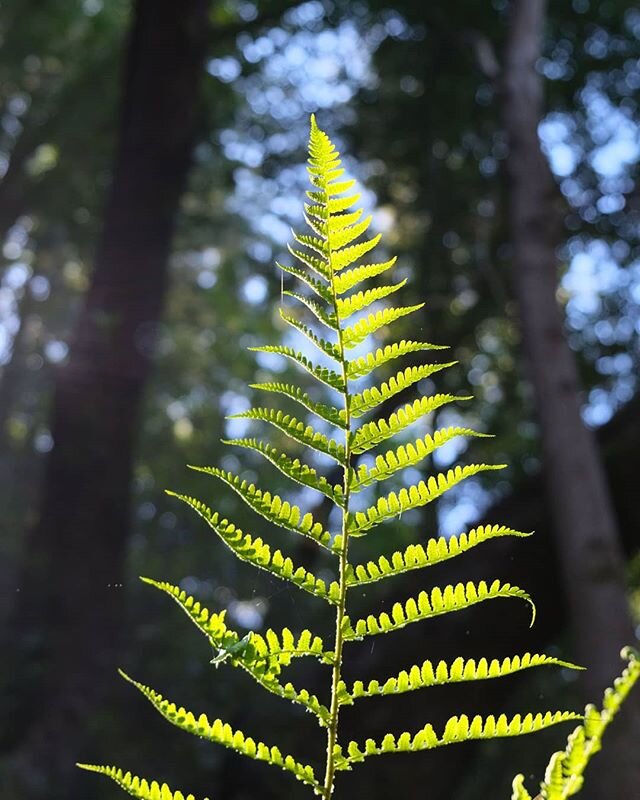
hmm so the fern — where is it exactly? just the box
[79,117,638,799]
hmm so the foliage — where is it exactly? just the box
[76,118,638,798]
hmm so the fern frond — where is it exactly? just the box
[330,216,373,250]
[335,711,582,771]
[186,467,334,549]
[324,208,363,231]
[222,439,345,507]
[511,775,534,800]
[332,235,382,272]
[248,381,346,428]
[349,428,491,491]
[340,653,582,704]
[351,394,471,453]
[283,290,337,330]
[343,580,535,641]
[342,304,424,349]
[166,492,339,598]
[277,261,333,303]
[350,362,457,417]
[332,257,397,295]
[348,464,506,535]
[337,281,407,321]
[76,765,207,800]
[229,407,346,463]
[279,311,341,362]
[142,578,331,672]
[292,230,329,258]
[528,647,640,800]
[347,339,448,380]
[248,345,344,392]
[346,524,532,585]
[119,671,321,792]
[287,244,331,281]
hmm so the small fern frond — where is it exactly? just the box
[282,290,338,330]
[349,428,492,491]
[287,243,331,281]
[331,234,382,272]
[248,382,346,428]
[511,647,640,800]
[333,258,397,294]
[343,580,535,640]
[347,339,448,380]
[350,362,457,417]
[350,394,471,453]
[345,524,532,585]
[279,311,341,362]
[76,765,206,800]
[340,653,582,704]
[336,281,407,320]
[186,467,334,549]
[119,671,321,792]
[248,345,345,391]
[166,492,339,598]
[278,261,333,303]
[342,304,424,349]
[348,464,506,534]
[228,407,346,463]
[222,439,345,506]
[335,711,582,771]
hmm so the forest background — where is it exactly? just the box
[0,1,639,799]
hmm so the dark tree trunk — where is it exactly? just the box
[501,0,640,796]
[0,1,209,797]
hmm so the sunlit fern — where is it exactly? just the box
[78,117,638,800]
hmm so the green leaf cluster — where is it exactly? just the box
[79,118,638,800]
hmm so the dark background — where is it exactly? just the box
[0,1,639,798]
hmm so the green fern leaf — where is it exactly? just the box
[337,281,407,320]
[336,711,582,770]
[330,215,373,249]
[346,524,532,585]
[135,578,332,723]
[531,647,640,800]
[248,381,346,428]
[349,427,492,491]
[287,243,331,281]
[229,407,346,463]
[348,464,506,534]
[342,304,424,349]
[343,580,535,640]
[166,492,339,599]
[350,361,457,417]
[75,765,207,800]
[283,290,338,330]
[333,257,397,295]
[351,394,471,453]
[347,339,448,380]
[279,311,341,361]
[222,438,345,507]
[277,261,333,303]
[511,774,534,800]
[332,234,382,272]
[118,671,321,791]
[186,466,334,548]
[342,653,582,704]
[248,345,344,391]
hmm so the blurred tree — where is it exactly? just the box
[1,1,210,797]
[502,0,639,796]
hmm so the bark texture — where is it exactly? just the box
[501,0,640,796]
[0,1,209,797]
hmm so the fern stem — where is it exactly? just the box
[322,208,352,800]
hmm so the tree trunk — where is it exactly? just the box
[0,1,209,797]
[501,0,640,796]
